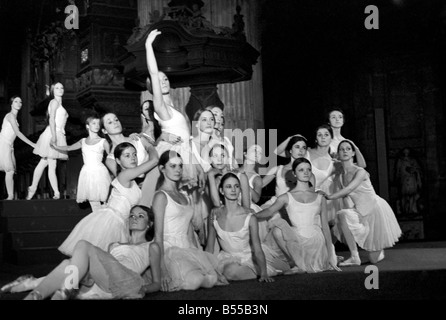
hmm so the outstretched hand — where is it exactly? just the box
[146,29,161,47]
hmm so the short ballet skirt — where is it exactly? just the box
[76,164,111,203]
[58,207,130,257]
[33,127,68,160]
[333,196,402,251]
[164,246,226,291]
[0,137,15,172]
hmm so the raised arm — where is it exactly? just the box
[250,175,263,204]
[249,215,274,282]
[152,191,169,291]
[118,142,159,185]
[145,29,170,121]
[204,208,219,254]
[207,168,222,207]
[5,114,36,148]
[326,168,367,200]
[274,136,292,157]
[239,172,251,209]
[261,166,278,188]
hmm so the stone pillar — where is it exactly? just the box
[137,0,264,131]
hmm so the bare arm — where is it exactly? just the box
[249,215,274,282]
[106,156,118,177]
[142,243,162,294]
[5,114,36,148]
[117,142,159,186]
[239,172,251,209]
[204,208,219,254]
[250,175,262,204]
[261,166,278,188]
[51,139,82,152]
[48,99,59,145]
[103,140,111,155]
[145,29,170,120]
[152,191,169,291]
[326,168,367,200]
[207,169,222,207]
[274,136,292,157]
[256,194,288,220]
[349,140,366,168]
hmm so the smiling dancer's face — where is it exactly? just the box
[220,176,240,201]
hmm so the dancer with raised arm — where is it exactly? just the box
[27,82,68,200]
[58,142,158,256]
[324,140,402,266]
[144,29,205,208]
[0,96,36,200]
[51,115,111,211]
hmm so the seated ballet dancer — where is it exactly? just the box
[205,172,289,281]
[257,158,341,273]
[152,150,228,292]
[2,205,161,300]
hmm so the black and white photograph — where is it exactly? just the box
[0,0,445,306]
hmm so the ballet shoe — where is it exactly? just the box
[339,256,361,267]
[53,192,60,200]
[5,195,14,200]
[24,290,44,300]
[26,187,36,200]
[337,255,345,263]
[51,288,74,300]
[1,274,36,293]
[369,250,385,264]
[284,266,305,275]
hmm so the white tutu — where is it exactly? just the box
[334,196,402,251]
[33,127,68,160]
[0,137,15,172]
[76,164,111,203]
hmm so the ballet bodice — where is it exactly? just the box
[109,241,152,274]
[0,116,17,145]
[159,190,194,249]
[286,193,322,238]
[82,138,107,167]
[310,158,334,190]
[52,105,68,133]
[107,179,142,220]
[155,105,190,143]
[213,213,252,256]
[341,174,378,217]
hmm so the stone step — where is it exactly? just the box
[8,229,73,249]
[15,246,67,265]
[0,199,91,217]
[4,214,87,232]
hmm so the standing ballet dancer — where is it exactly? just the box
[0,96,36,200]
[27,82,69,200]
[51,115,111,211]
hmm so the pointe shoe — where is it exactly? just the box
[1,274,36,293]
[284,266,305,275]
[24,290,44,300]
[369,250,385,264]
[26,187,36,200]
[51,288,74,300]
[53,192,60,200]
[339,256,361,267]
[5,195,14,200]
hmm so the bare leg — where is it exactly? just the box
[337,211,360,266]
[5,171,14,199]
[25,240,103,299]
[47,159,60,199]
[27,158,48,199]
